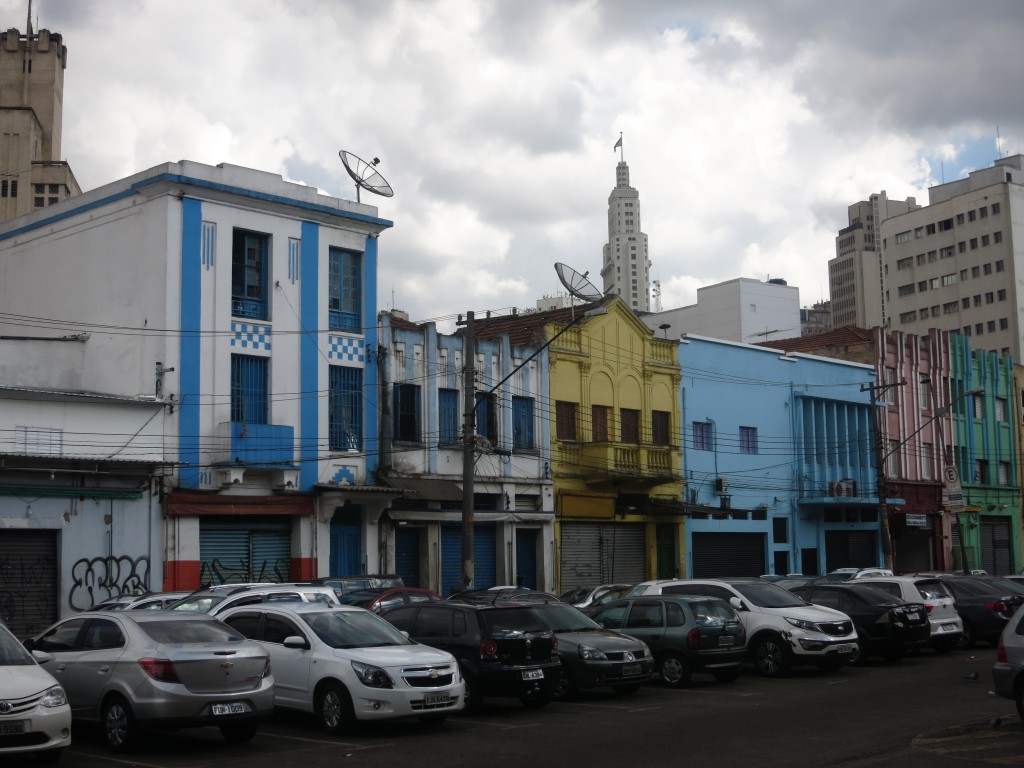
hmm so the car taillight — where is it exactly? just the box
[996,635,1007,663]
[262,657,272,678]
[988,601,1009,614]
[925,604,933,613]
[138,658,179,682]
[480,639,498,659]
[687,628,700,651]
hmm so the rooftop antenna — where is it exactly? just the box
[996,126,1004,160]
[555,262,605,322]
[26,0,32,36]
[339,150,394,203]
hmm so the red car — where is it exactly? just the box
[338,587,442,613]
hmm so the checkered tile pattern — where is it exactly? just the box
[231,322,272,351]
[331,465,358,485]
[328,335,364,364]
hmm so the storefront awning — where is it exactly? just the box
[380,477,464,502]
[166,492,314,516]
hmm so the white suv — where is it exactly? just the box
[219,603,464,731]
[626,578,857,676]
[856,575,963,651]
[169,584,340,616]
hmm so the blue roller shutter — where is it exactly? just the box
[441,523,497,596]
[395,527,421,587]
[515,529,538,589]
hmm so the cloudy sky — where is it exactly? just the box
[12,0,1024,329]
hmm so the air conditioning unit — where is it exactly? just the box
[828,480,857,498]
[713,477,729,494]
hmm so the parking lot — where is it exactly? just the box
[16,645,1021,768]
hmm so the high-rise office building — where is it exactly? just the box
[829,192,919,329]
[601,148,650,313]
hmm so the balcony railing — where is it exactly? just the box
[215,422,296,468]
[554,441,681,484]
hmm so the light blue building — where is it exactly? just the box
[679,335,881,577]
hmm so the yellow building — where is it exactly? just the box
[476,296,684,592]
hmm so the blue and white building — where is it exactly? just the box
[0,160,394,600]
[679,335,882,577]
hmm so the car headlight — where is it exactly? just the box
[578,644,608,661]
[40,685,67,708]
[640,641,651,658]
[785,617,821,632]
[351,661,394,689]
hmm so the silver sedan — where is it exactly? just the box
[27,610,274,752]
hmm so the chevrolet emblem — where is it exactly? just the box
[220,661,234,670]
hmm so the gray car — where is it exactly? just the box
[27,610,274,751]
[992,603,1024,720]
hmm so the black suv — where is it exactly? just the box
[382,601,561,712]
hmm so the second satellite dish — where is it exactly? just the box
[339,150,394,203]
[555,262,604,303]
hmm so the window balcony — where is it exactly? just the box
[214,422,296,468]
[555,441,681,485]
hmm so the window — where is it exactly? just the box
[329,366,362,451]
[620,409,640,443]
[651,411,670,446]
[988,320,996,333]
[512,396,534,450]
[898,283,915,296]
[439,389,459,445]
[328,248,362,331]
[1000,318,1008,330]
[899,311,917,323]
[970,238,978,250]
[972,266,980,278]
[474,392,497,443]
[914,227,924,239]
[996,260,1004,272]
[959,269,968,281]
[886,440,899,477]
[896,256,912,270]
[960,298,969,310]
[921,443,933,480]
[984,263,992,275]
[994,231,1003,244]
[992,202,1001,214]
[995,397,1007,422]
[981,235,990,247]
[973,392,984,419]
[556,402,578,441]
[968,210,976,222]
[973,295,981,307]
[918,281,927,292]
[975,323,984,335]
[592,405,609,442]
[943,302,958,314]
[941,273,957,287]
[938,218,954,231]
[958,242,966,253]
[999,462,1010,486]
[974,459,988,484]
[919,375,930,410]
[230,354,269,424]
[980,206,988,218]
[232,229,269,320]
[740,426,758,454]
[956,213,965,225]
[986,292,995,304]
[894,230,912,244]
[940,246,955,259]
[693,421,711,451]
[393,384,421,442]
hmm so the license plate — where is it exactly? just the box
[907,612,920,621]
[522,669,544,681]
[212,702,248,716]
[622,664,641,676]
[0,721,25,735]
[718,636,735,647]
[940,623,957,632]
[835,643,856,654]
[423,693,450,706]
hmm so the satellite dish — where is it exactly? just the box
[339,150,394,203]
[555,262,604,303]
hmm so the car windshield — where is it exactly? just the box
[529,604,601,632]
[0,625,35,665]
[560,588,592,604]
[138,618,245,644]
[169,594,227,613]
[337,589,385,607]
[302,610,412,648]
[731,582,809,608]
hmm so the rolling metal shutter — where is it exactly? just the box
[515,529,538,589]
[394,526,421,587]
[199,519,290,585]
[559,523,645,592]
[440,523,497,596]
[980,516,1012,575]
[691,532,766,578]
[824,530,877,572]
[0,529,58,639]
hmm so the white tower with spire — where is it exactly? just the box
[600,134,651,312]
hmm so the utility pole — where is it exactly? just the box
[862,377,906,571]
[458,311,476,592]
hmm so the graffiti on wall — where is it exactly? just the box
[68,555,151,610]
[198,557,290,586]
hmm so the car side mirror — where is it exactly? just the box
[283,635,310,650]
[22,638,35,651]
[729,597,746,612]
[31,649,53,664]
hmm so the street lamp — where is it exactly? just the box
[458,305,608,591]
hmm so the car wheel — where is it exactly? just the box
[958,620,977,649]
[849,636,869,666]
[34,748,64,764]
[418,713,448,727]
[711,666,741,683]
[552,667,577,700]
[219,719,259,743]
[460,667,482,714]
[316,681,355,736]
[612,684,640,695]
[101,695,138,753]
[753,636,791,677]
[658,652,692,688]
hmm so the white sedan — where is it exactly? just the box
[218,603,464,733]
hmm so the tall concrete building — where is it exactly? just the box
[882,154,1024,361]
[0,22,79,222]
[829,192,919,329]
[601,143,650,312]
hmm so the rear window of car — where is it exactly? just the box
[915,580,952,600]
[481,607,549,633]
[689,599,737,626]
[138,619,244,644]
